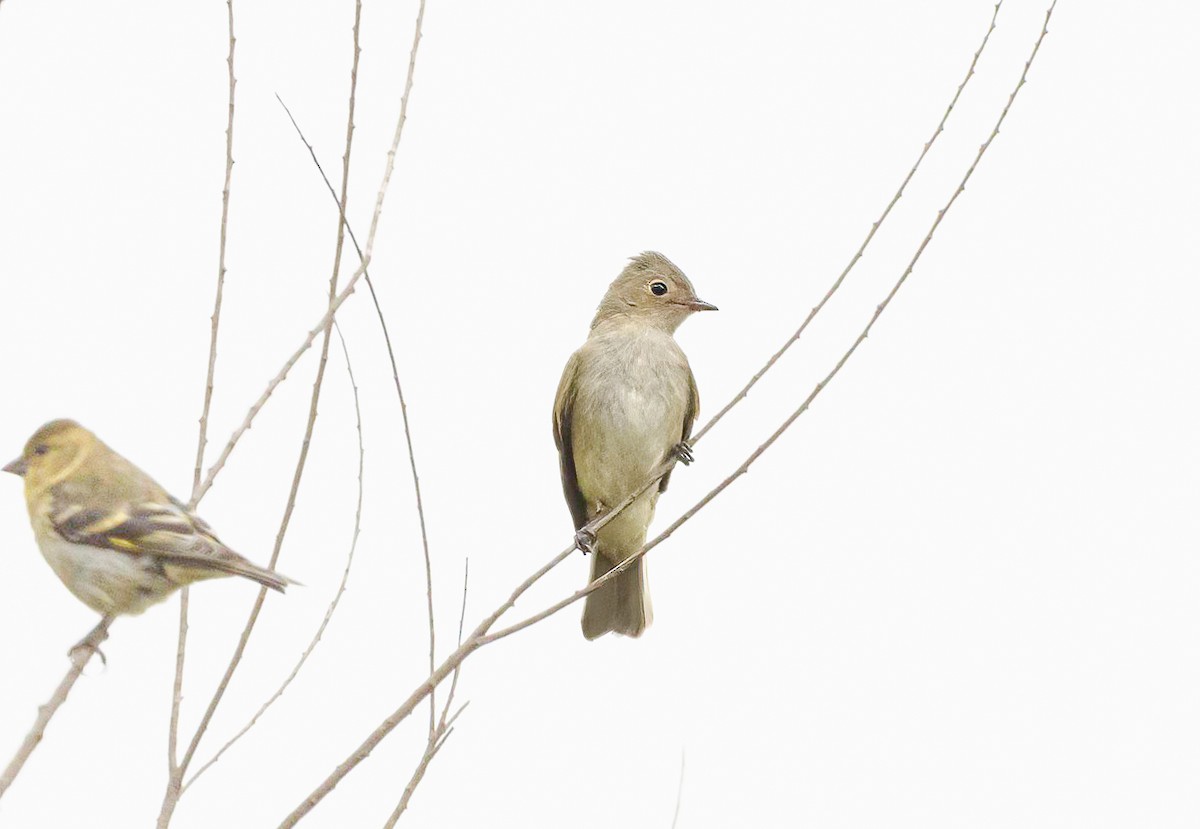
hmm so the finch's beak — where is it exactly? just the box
[3,457,28,477]
[687,298,719,312]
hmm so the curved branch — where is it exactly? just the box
[276,85,437,740]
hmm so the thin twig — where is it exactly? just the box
[671,751,685,829]
[0,617,112,799]
[275,95,444,736]
[439,560,469,733]
[277,5,1057,820]
[181,321,366,793]
[276,86,438,742]
[381,725,455,829]
[168,591,188,776]
[192,0,239,500]
[691,0,1003,445]
[168,0,239,787]
[192,0,422,508]
[277,562,552,826]
[189,265,361,506]
[416,371,437,743]
[381,560,470,827]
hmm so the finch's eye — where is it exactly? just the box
[33,445,48,456]
[650,281,668,296]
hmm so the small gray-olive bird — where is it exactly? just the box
[553,251,717,639]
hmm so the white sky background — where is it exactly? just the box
[0,0,1198,826]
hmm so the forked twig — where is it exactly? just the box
[381,560,470,826]
[191,0,423,508]
[181,321,366,793]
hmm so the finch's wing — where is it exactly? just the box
[660,367,700,494]
[48,488,286,590]
[553,350,590,530]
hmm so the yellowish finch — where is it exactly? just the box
[3,419,289,617]
[553,252,716,639]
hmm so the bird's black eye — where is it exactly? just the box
[650,281,668,296]
[33,445,48,456]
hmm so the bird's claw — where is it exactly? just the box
[69,623,110,667]
[574,528,597,555]
[672,440,695,465]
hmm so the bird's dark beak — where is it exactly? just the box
[3,457,28,477]
[687,298,719,312]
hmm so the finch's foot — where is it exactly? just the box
[69,618,112,667]
[672,440,695,465]
[574,528,597,555]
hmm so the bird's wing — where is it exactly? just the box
[659,366,701,494]
[553,350,590,530]
[47,488,261,579]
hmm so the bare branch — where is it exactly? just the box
[0,617,112,799]
[277,5,1058,820]
[181,320,366,793]
[191,0,239,500]
[168,0,239,788]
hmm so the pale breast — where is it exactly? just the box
[37,534,176,616]
[571,324,692,506]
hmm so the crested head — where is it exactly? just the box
[590,251,718,332]
[4,419,97,490]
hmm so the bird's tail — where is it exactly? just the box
[171,552,294,593]
[232,560,292,593]
[581,552,652,640]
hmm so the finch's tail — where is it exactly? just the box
[581,553,652,640]
[171,551,294,593]
[233,560,292,593]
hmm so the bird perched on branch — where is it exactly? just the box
[3,419,290,618]
[553,252,717,640]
